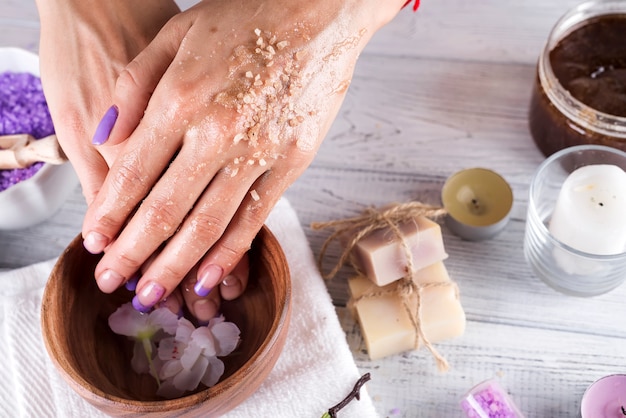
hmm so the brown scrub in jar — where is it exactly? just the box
[528,5,626,157]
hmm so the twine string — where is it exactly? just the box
[312,202,450,371]
[311,202,447,279]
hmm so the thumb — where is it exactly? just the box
[92,21,189,147]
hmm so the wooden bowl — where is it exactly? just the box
[41,225,291,417]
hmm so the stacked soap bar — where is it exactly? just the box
[348,217,466,360]
[351,216,448,286]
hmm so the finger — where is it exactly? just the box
[73,151,109,205]
[94,15,191,147]
[180,264,222,324]
[82,137,176,255]
[219,252,249,301]
[128,161,265,310]
[89,126,240,296]
[194,164,297,294]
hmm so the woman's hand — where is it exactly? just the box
[149,253,250,323]
[35,0,181,203]
[82,0,406,310]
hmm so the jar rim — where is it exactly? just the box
[539,0,626,139]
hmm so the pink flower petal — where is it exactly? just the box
[108,303,148,336]
[189,327,217,357]
[157,337,186,361]
[159,359,184,380]
[131,341,150,374]
[148,308,179,335]
[201,357,225,388]
[210,322,241,356]
[173,356,209,392]
[180,343,203,370]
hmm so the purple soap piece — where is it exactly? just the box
[461,379,525,418]
[0,71,55,192]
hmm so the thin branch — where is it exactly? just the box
[327,373,371,418]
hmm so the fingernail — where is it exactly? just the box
[194,264,223,297]
[97,269,125,293]
[132,296,150,313]
[193,299,219,323]
[222,275,241,289]
[92,105,119,145]
[132,281,165,313]
[83,231,108,254]
[125,273,139,291]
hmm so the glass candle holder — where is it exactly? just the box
[460,379,525,418]
[523,145,626,296]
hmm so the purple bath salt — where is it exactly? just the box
[0,71,55,192]
[461,380,525,418]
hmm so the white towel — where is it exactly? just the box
[0,198,378,418]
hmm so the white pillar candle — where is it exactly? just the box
[549,164,626,255]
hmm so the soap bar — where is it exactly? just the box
[413,261,452,285]
[351,216,448,286]
[348,264,465,360]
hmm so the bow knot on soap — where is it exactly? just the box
[397,276,419,299]
[312,201,447,280]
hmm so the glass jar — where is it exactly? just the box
[528,0,626,157]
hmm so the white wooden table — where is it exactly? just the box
[2,1,625,417]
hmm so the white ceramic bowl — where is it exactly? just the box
[0,47,78,230]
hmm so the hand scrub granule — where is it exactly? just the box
[0,71,55,192]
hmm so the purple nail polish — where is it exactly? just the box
[132,295,150,313]
[194,281,212,297]
[132,281,165,313]
[194,264,223,297]
[125,273,139,291]
[92,105,118,145]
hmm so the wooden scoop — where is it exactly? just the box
[0,134,67,169]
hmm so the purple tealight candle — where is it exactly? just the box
[461,379,525,418]
[581,375,626,418]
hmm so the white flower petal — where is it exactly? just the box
[108,303,148,337]
[159,359,184,380]
[175,317,196,343]
[157,337,185,361]
[148,307,179,335]
[173,356,209,391]
[180,343,203,370]
[189,327,217,357]
[211,322,241,356]
[208,315,226,326]
[201,357,225,388]
[131,340,150,374]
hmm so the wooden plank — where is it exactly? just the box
[338,307,626,418]
[368,0,583,64]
